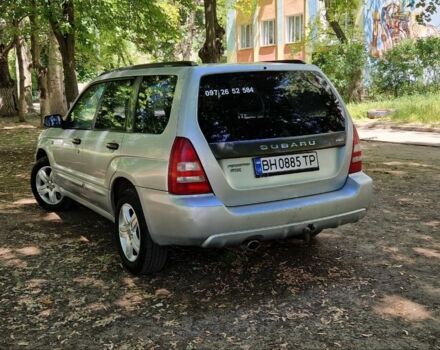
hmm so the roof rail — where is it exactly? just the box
[262,59,306,64]
[99,61,198,76]
[126,61,198,70]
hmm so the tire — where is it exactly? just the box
[115,187,168,275]
[31,156,73,211]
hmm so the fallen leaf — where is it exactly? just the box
[40,297,53,305]
[155,288,171,299]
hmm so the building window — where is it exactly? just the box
[261,20,275,46]
[240,24,252,49]
[286,15,304,43]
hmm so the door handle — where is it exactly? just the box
[106,142,119,150]
[72,138,81,145]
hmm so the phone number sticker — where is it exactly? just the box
[203,87,254,97]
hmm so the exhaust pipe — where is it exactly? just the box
[243,239,261,251]
[302,224,316,244]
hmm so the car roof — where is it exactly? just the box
[95,61,320,82]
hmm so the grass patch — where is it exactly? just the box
[347,92,440,126]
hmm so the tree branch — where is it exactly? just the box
[323,0,347,43]
[3,39,16,55]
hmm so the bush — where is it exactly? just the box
[312,39,367,103]
[370,37,440,97]
[347,91,440,125]
[416,36,440,87]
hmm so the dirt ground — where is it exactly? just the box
[0,119,439,350]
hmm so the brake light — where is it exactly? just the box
[349,126,362,174]
[168,137,212,195]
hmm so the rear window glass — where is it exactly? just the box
[198,71,345,143]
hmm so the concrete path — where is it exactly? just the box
[356,124,440,147]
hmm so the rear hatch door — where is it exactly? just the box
[185,67,352,206]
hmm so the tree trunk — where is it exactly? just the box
[22,40,35,112]
[49,0,78,108]
[58,44,77,109]
[0,86,18,117]
[47,31,67,115]
[175,8,197,61]
[183,11,196,60]
[0,44,18,117]
[347,68,363,102]
[39,73,50,118]
[199,0,225,63]
[30,2,49,120]
[15,34,28,122]
[15,21,34,114]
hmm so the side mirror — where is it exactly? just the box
[43,114,63,128]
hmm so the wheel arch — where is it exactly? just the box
[111,176,137,213]
[36,148,48,161]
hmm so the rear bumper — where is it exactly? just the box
[137,172,373,247]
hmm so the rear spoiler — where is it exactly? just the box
[262,59,306,64]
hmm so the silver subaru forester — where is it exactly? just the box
[31,61,373,274]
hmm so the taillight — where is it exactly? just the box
[349,126,362,174]
[168,137,212,195]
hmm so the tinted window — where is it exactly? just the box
[65,84,105,129]
[134,75,177,134]
[198,71,345,143]
[95,79,134,131]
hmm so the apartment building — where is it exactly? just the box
[226,0,318,63]
[226,0,440,63]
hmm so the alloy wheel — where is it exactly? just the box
[35,166,63,205]
[118,203,141,262]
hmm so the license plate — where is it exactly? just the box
[253,152,319,177]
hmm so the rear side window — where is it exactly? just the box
[133,75,177,134]
[198,71,345,143]
[65,83,105,129]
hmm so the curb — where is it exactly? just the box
[360,137,440,147]
[355,121,440,133]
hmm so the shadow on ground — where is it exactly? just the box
[0,125,439,349]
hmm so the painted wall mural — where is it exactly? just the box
[364,0,440,57]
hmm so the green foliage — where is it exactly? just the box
[234,0,258,17]
[164,0,205,62]
[324,0,361,26]
[415,36,440,84]
[370,37,440,97]
[1,0,191,82]
[312,39,367,102]
[302,0,365,102]
[0,0,31,46]
[71,0,184,80]
[347,91,440,126]
[413,0,440,23]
